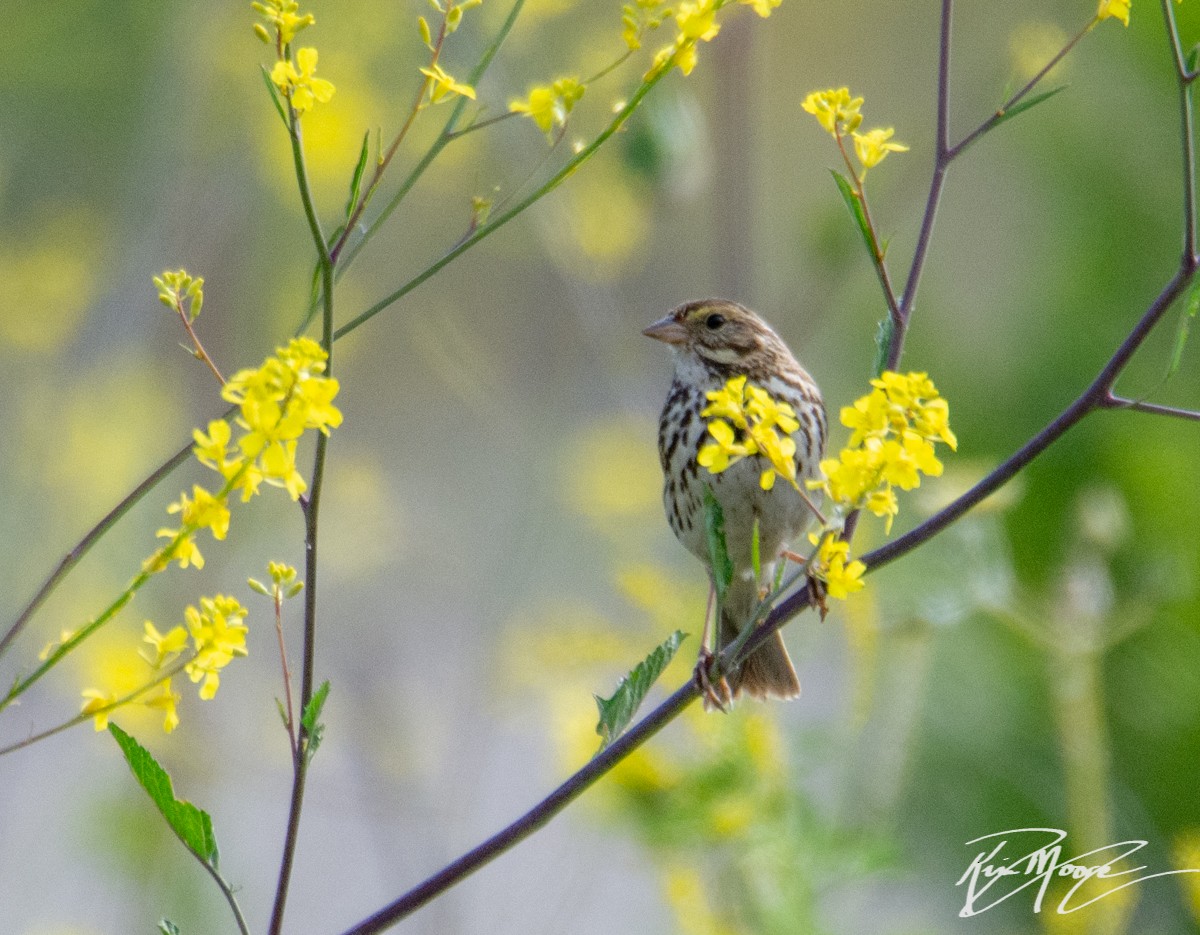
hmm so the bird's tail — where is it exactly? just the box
[720,609,801,701]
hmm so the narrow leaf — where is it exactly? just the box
[830,169,874,258]
[1168,280,1200,379]
[703,486,733,604]
[345,131,371,218]
[594,630,685,750]
[750,516,761,580]
[158,921,181,935]
[109,724,218,865]
[992,85,1067,131]
[259,65,290,131]
[301,679,330,762]
[873,316,895,378]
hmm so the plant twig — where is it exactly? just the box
[268,95,336,935]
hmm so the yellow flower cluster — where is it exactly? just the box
[509,78,586,137]
[810,533,865,600]
[694,372,955,604]
[1096,0,1131,26]
[802,87,908,172]
[416,1,482,106]
[621,0,672,51]
[697,375,802,491]
[252,0,315,44]
[80,595,249,733]
[643,0,783,80]
[207,336,343,500]
[147,338,341,574]
[183,595,250,701]
[809,371,957,534]
[271,47,335,115]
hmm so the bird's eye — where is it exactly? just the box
[704,313,726,330]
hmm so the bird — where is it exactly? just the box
[644,299,826,706]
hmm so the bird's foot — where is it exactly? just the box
[694,649,732,712]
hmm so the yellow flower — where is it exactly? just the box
[271,47,336,114]
[739,0,781,15]
[912,396,958,449]
[167,484,231,540]
[193,418,233,471]
[509,78,586,136]
[81,688,119,731]
[812,533,866,600]
[801,87,863,137]
[852,127,909,169]
[252,0,316,44]
[865,485,899,533]
[142,681,181,734]
[699,375,805,490]
[1096,0,1131,25]
[745,384,800,434]
[420,62,476,104]
[748,424,796,490]
[141,621,189,668]
[676,0,719,41]
[147,529,206,571]
[219,337,342,501]
[697,419,755,473]
[701,375,750,426]
[184,595,249,701]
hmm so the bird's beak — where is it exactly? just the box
[642,315,688,345]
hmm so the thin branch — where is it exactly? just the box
[0,436,201,661]
[1101,393,1200,421]
[335,63,671,339]
[891,0,953,368]
[865,265,1193,575]
[199,860,252,935]
[1161,0,1196,82]
[339,679,700,935]
[331,0,528,278]
[947,18,1092,161]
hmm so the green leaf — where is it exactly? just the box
[750,516,761,580]
[345,131,370,218]
[992,85,1067,131]
[873,316,895,378]
[109,724,218,866]
[1188,44,1200,74]
[594,630,686,750]
[830,169,874,258]
[158,921,181,935]
[301,679,330,763]
[703,486,733,605]
[1168,279,1200,380]
[259,65,290,131]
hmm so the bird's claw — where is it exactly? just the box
[694,650,732,712]
[807,567,829,620]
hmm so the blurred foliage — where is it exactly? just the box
[2,1,1200,934]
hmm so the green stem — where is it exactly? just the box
[0,656,190,756]
[335,63,670,339]
[200,860,253,935]
[268,98,337,935]
[0,435,202,663]
[329,0,528,279]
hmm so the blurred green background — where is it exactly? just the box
[2,1,1200,933]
